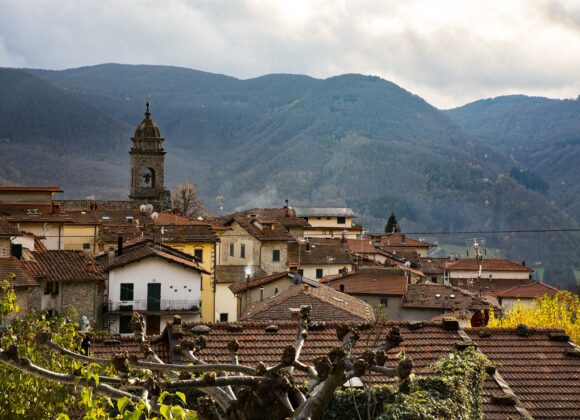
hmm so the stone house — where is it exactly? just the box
[31,250,106,326]
[496,281,559,310]
[0,259,40,321]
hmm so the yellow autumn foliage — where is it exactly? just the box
[488,291,579,344]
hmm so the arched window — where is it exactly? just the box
[140,168,155,188]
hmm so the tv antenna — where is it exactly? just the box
[466,238,486,278]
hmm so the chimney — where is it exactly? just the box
[82,243,91,260]
[305,241,311,252]
[522,260,526,267]
[284,199,288,209]
[108,246,115,265]
[52,200,61,214]
[260,286,264,302]
[117,235,123,256]
[86,258,95,273]
[303,284,309,292]
[401,234,406,244]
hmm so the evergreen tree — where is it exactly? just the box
[385,212,400,233]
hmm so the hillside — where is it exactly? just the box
[447,95,580,223]
[0,64,578,288]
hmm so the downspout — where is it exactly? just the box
[213,239,219,322]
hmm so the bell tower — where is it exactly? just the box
[129,102,170,209]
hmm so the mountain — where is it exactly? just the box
[1,64,578,288]
[447,95,580,223]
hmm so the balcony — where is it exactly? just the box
[105,300,201,314]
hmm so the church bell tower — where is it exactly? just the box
[129,102,170,210]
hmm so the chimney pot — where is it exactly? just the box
[401,234,406,244]
[117,235,123,256]
[82,243,90,260]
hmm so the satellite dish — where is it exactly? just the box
[151,212,159,221]
[197,216,204,221]
[139,204,147,212]
[292,274,303,285]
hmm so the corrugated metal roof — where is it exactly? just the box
[292,207,357,218]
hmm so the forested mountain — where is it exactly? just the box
[1,64,578,288]
[447,95,580,223]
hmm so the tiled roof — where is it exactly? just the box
[446,258,534,272]
[96,240,209,274]
[323,269,409,296]
[0,217,20,236]
[215,265,267,284]
[33,251,106,282]
[229,272,294,294]
[0,186,63,192]
[232,216,294,241]
[466,327,580,419]
[287,238,353,266]
[292,207,357,218]
[156,224,218,243]
[91,335,172,363]
[60,200,133,210]
[242,283,375,322]
[379,233,434,248]
[0,258,38,288]
[419,257,449,274]
[450,278,533,295]
[402,282,500,311]
[345,238,378,254]
[496,281,559,299]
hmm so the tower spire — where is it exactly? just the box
[145,97,151,119]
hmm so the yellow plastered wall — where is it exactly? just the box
[166,241,216,322]
[63,224,98,252]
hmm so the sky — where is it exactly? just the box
[1,0,579,108]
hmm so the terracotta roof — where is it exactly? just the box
[0,217,20,236]
[232,216,294,241]
[419,257,449,275]
[33,237,48,252]
[466,327,580,419]
[379,233,434,248]
[96,241,209,274]
[60,199,134,210]
[446,258,534,272]
[345,238,378,254]
[215,265,267,284]
[292,207,357,218]
[229,272,294,294]
[287,238,353,266]
[32,251,106,282]
[91,335,171,363]
[323,269,409,296]
[0,258,38,288]
[450,278,533,295]
[155,224,218,243]
[242,283,375,322]
[0,186,63,192]
[402,282,500,311]
[496,281,560,299]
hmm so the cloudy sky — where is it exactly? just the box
[1,0,579,108]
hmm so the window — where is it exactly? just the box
[272,249,281,262]
[339,284,345,292]
[120,283,134,301]
[337,216,346,224]
[220,313,229,322]
[229,243,234,257]
[240,244,246,259]
[44,280,59,295]
[380,297,388,306]
[119,316,132,334]
[297,268,304,276]
[194,249,203,262]
[316,268,323,279]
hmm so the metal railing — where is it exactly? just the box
[105,300,201,312]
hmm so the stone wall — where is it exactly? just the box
[60,282,104,327]
[259,241,288,275]
[0,237,11,257]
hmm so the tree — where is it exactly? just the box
[384,212,400,234]
[171,182,204,218]
[488,291,579,343]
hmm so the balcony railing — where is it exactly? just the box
[105,300,201,313]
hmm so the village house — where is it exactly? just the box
[495,281,559,310]
[373,232,434,258]
[445,258,534,294]
[241,282,375,322]
[0,259,40,319]
[287,237,354,280]
[31,250,106,326]
[214,264,266,322]
[97,239,209,335]
[292,206,363,239]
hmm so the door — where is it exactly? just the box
[147,283,161,311]
[146,315,160,335]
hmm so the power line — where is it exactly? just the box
[400,228,580,236]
